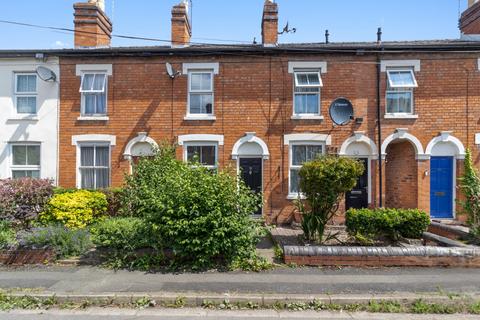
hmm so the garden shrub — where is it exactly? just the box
[122,145,262,270]
[296,156,364,242]
[90,217,153,250]
[345,208,430,243]
[459,149,480,238]
[100,188,125,217]
[41,190,107,229]
[21,225,93,259]
[0,221,17,250]
[0,178,54,228]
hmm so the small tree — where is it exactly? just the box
[296,156,364,243]
[459,149,480,237]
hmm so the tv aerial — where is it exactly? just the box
[165,63,181,79]
[278,22,296,35]
[36,66,57,82]
[329,98,354,126]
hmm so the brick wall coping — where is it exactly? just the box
[284,245,480,258]
[430,221,470,238]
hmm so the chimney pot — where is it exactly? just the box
[74,1,112,48]
[261,0,278,46]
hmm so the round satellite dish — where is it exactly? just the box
[166,63,174,78]
[36,66,56,82]
[329,98,354,126]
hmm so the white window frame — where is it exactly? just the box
[77,142,111,190]
[79,71,108,117]
[385,68,418,117]
[288,141,325,198]
[187,69,215,118]
[292,69,323,118]
[10,142,41,179]
[183,141,218,170]
[14,73,38,115]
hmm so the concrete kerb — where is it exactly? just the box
[7,292,480,307]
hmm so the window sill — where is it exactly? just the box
[291,115,324,121]
[384,114,418,119]
[7,115,39,121]
[184,115,216,121]
[287,194,306,200]
[77,116,110,121]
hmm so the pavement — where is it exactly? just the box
[1,309,480,320]
[1,265,480,296]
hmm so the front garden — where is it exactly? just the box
[1,145,480,270]
[0,144,269,271]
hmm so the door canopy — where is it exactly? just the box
[232,132,270,160]
[123,132,158,160]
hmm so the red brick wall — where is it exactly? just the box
[58,52,480,224]
[385,141,418,209]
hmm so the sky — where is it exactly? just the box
[0,0,469,49]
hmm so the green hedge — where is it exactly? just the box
[90,217,154,251]
[41,190,107,229]
[345,208,430,243]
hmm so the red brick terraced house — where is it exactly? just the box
[13,0,480,224]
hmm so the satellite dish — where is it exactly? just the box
[329,98,354,126]
[36,66,57,82]
[166,62,180,79]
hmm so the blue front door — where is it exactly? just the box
[430,156,454,219]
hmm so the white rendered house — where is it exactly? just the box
[0,56,59,183]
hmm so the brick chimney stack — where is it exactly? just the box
[73,0,112,48]
[171,0,192,47]
[262,0,278,46]
[460,0,480,37]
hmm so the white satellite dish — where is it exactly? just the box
[166,63,181,79]
[36,66,57,82]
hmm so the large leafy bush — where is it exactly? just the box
[345,208,430,243]
[90,217,153,250]
[296,156,364,242]
[0,221,17,250]
[41,190,107,229]
[0,178,54,228]
[122,145,262,270]
[21,225,93,259]
[459,149,480,237]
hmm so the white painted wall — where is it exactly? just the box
[0,57,59,183]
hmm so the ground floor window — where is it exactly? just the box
[11,143,41,179]
[289,143,324,194]
[185,143,218,170]
[79,144,110,189]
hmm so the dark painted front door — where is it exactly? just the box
[346,158,369,210]
[430,156,454,219]
[240,158,263,215]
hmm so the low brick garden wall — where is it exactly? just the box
[284,246,480,268]
[0,249,56,265]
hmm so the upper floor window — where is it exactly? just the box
[80,73,107,116]
[386,69,417,115]
[15,74,37,114]
[79,143,110,189]
[293,70,322,116]
[11,144,41,179]
[188,70,214,116]
[289,143,324,195]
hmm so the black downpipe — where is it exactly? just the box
[377,28,383,208]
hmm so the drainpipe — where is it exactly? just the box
[376,28,383,208]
